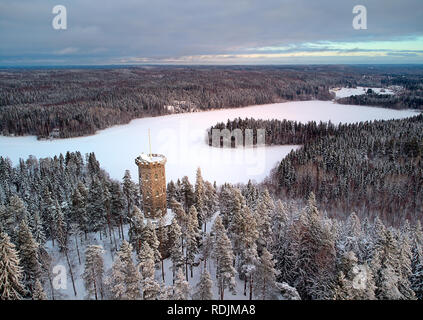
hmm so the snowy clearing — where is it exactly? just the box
[0,101,417,185]
[330,86,398,99]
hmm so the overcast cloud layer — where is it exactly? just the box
[0,0,422,65]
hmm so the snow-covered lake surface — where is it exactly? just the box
[0,101,417,185]
[330,86,397,99]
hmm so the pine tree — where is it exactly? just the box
[253,248,280,300]
[0,232,25,300]
[241,242,259,299]
[157,214,168,282]
[169,218,183,281]
[186,206,200,279]
[334,251,376,300]
[203,181,218,232]
[194,167,206,228]
[83,245,105,300]
[271,200,288,243]
[107,241,141,300]
[86,177,106,235]
[171,198,188,233]
[128,206,145,253]
[228,190,244,258]
[371,228,405,300]
[71,182,89,237]
[193,270,213,300]
[172,268,190,300]
[32,278,47,300]
[41,186,56,241]
[138,242,160,300]
[289,193,336,300]
[181,176,195,213]
[411,242,423,299]
[7,195,28,237]
[53,200,67,251]
[110,180,126,238]
[143,220,162,264]
[31,212,46,246]
[201,233,213,271]
[213,217,236,300]
[256,189,274,249]
[17,219,42,295]
[0,204,13,235]
[122,170,137,218]
[397,230,416,299]
[167,180,177,205]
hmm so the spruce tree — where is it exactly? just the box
[172,268,190,300]
[193,270,213,300]
[254,248,280,300]
[138,242,160,300]
[128,206,145,253]
[17,220,42,295]
[122,170,137,218]
[32,278,47,300]
[0,232,25,300]
[186,206,200,278]
[83,245,105,300]
[194,167,206,228]
[107,241,141,300]
[169,218,183,281]
[213,217,236,300]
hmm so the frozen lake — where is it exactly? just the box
[0,101,417,185]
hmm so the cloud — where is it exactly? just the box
[0,0,422,65]
[54,47,79,55]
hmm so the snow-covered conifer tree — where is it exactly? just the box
[128,205,144,252]
[17,219,42,295]
[107,241,141,300]
[122,170,137,217]
[138,242,160,300]
[169,218,184,281]
[203,181,218,232]
[172,268,190,300]
[253,248,280,300]
[194,167,206,227]
[193,270,213,300]
[213,217,236,300]
[83,245,105,300]
[0,232,25,300]
[32,278,47,300]
[186,206,200,278]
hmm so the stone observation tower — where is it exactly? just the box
[135,131,167,219]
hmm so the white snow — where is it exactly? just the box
[330,86,397,99]
[0,101,417,185]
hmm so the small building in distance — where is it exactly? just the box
[135,153,167,219]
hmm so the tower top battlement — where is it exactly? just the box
[135,153,167,167]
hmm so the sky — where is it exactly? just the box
[0,0,422,66]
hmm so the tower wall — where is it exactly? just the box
[135,154,167,219]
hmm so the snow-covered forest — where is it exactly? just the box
[210,114,423,224]
[1,65,422,139]
[1,151,423,300]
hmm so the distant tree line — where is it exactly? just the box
[2,65,422,139]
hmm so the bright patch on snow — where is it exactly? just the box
[0,101,417,185]
[330,86,398,99]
